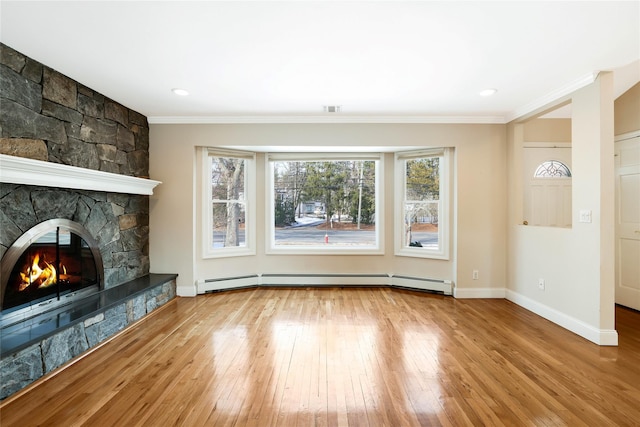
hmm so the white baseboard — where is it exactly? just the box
[176,285,197,297]
[506,290,619,346]
[454,287,506,298]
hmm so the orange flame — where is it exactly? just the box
[18,253,60,291]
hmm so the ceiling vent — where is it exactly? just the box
[323,105,342,113]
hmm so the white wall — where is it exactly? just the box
[149,123,507,297]
[506,73,617,345]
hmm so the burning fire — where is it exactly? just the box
[18,253,66,291]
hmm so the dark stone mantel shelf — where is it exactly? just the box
[1,273,177,359]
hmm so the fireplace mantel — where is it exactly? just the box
[0,154,161,195]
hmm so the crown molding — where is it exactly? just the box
[147,115,506,125]
[505,72,599,123]
[0,154,161,195]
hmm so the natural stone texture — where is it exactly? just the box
[42,67,77,109]
[103,267,119,288]
[125,196,149,214]
[77,83,93,97]
[74,195,94,225]
[52,137,100,170]
[42,99,83,124]
[64,122,82,139]
[0,44,26,73]
[0,276,176,400]
[99,160,120,174]
[84,313,104,327]
[84,303,128,347]
[129,109,147,126]
[0,209,23,248]
[0,138,48,161]
[105,100,128,126]
[111,202,125,217]
[116,125,135,152]
[115,150,128,166]
[80,116,117,145]
[84,202,108,239]
[22,58,43,84]
[127,150,149,177]
[31,189,79,222]
[96,143,117,162]
[134,125,150,151]
[119,213,138,230]
[108,193,132,208]
[120,226,149,251]
[42,323,89,373]
[78,93,104,118]
[1,63,42,111]
[145,283,172,312]
[0,186,36,231]
[0,99,67,144]
[127,294,148,322]
[96,221,121,249]
[0,344,43,400]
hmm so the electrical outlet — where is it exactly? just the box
[538,278,545,291]
[472,270,479,280]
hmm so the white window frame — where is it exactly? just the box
[395,148,451,260]
[201,147,256,259]
[266,152,384,255]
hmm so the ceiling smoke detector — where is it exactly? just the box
[323,105,342,113]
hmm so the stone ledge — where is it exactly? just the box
[0,273,177,400]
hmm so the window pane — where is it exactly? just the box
[404,157,441,250]
[211,157,245,201]
[404,201,439,249]
[212,202,246,248]
[272,160,377,248]
[406,157,439,201]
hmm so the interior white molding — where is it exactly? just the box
[0,154,161,195]
[506,289,619,346]
[148,115,506,125]
[505,72,599,123]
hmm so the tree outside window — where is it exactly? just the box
[269,155,381,252]
[396,149,450,259]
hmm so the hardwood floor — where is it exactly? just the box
[1,287,639,426]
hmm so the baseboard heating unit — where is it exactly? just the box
[197,274,453,296]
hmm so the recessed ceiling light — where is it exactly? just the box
[171,88,189,96]
[479,88,498,97]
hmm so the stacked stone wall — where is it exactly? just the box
[0,43,151,286]
[0,43,149,176]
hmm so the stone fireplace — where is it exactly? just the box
[1,218,103,317]
[0,43,176,400]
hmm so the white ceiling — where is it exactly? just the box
[1,1,639,124]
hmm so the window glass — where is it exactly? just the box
[396,149,450,259]
[268,154,382,254]
[203,149,255,258]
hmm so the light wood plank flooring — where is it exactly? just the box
[1,287,639,426]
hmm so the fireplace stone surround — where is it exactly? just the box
[0,43,176,400]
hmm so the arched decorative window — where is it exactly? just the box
[533,160,571,178]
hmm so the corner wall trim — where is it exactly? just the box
[506,290,619,346]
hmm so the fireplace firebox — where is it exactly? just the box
[1,219,103,318]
